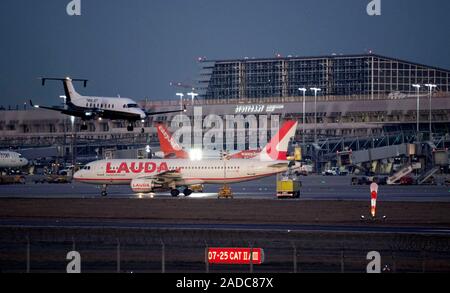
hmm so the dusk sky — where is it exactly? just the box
[1,0,449,106]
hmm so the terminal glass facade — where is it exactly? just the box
[199,54,450,101]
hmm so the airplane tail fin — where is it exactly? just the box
[41,77,87,103]
[156,124,189,159]
[259,120,298,161]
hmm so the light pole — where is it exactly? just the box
[412,84,421,134]
[176,93,184,111]
[187,92,198,106]
[424,84,437,139]
[310,88,321,142]
[298,88,307,145]
[70,116,76,166]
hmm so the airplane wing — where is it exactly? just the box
[137,169,184,184]
[145,104,187,116]
[30,100,103,117]
[267,162,290,169]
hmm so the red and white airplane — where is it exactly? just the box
[155,123,262,160]
[74,120,298,197]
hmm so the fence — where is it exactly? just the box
[1,226,450,273]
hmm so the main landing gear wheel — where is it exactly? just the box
[81,124,88,131]
[183,188,193,196]
[127,125,134,131]
[101,191,108,197]
[171,189,180,197]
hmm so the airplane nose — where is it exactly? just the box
[73,171,82,181]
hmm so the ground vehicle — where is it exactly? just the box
[276,172,301,198]
[34,175,72,184]
[421,176,437,185]
[322,168,338,176]
[276,179,301,199]
[0,175,26,185]
[445,178,450,186]
[190,184,204,193]
[399,176,414,185]
[351,176,387,186]
[218,185,233,199]
[58,168,73,177]
[322,167,349,176]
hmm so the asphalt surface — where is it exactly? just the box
[1,175,449,202]
[1,219,450,235]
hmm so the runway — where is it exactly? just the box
[1,219,450,236]
[1,175,450,202]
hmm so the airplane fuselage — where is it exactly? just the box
[68,96,146,121]
[0,151,29,169]
[74,159,289,186]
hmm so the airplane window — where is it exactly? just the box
[123,105,126,108]
[86,103,88,107]
[112,105,114,109]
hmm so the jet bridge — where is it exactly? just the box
[349,144,410,165]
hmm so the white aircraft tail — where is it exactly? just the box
[259,120,298,161]
[41,77,87,103]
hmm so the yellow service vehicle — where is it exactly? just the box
[0,175,26,185]
[218,184,233,199]
[276,173,301,199]
[191,184,204,193]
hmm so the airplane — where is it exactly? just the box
[0,151,29,169]
[155,123,268,160]
[30,77,187,132]
[73,120,299,197]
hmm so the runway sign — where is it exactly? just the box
[208,248,264,265]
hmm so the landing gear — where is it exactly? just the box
[81,122,88,131]
[141,128,145,134]
[127,124,134,132]
[170,189,180,197]
[183,188,193,196]
[101,184,108,197]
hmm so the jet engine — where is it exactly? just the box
[130,178,159,193]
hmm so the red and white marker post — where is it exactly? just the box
[370,182,378,218]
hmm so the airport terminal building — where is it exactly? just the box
[199,54,450,101]
[1,53,449,171]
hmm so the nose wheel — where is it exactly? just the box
[101,185,108,197]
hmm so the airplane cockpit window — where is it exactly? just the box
[127,103,138,108]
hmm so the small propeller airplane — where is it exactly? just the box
[30,77,187,132]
